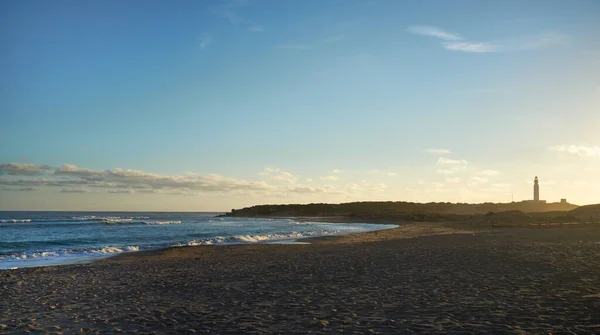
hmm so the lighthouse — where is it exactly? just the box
[533,176,540,201]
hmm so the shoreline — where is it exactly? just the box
[3,223,600,333]
[0,218,400,271]
[100,222,476,264]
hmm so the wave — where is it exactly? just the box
[0,215,154,224]
[0,245,141,261]
[101,220,181,225]
[177,230,337,246]
[0,219,32,223]
[0,216,181,226]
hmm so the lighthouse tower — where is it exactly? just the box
[533,176,540,201]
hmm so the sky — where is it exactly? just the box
[1,0,599,211]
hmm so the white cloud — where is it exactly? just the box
[436,169,454,175]
[479,169,501,176]
[425,149,451,155]
[409,26,566,53]
[260,168,298,185]
[21,164,276,194]
[437,157,468,165]
[54,164,103,180]
[387,172,397,177]
[443,41,500,53]
[287,185,321,194]
[0,162,397,199]
[0,163,52,176]
[548,145,600,157]
[200,33,212,49]
[406,26,462,41]
[332,169,344,173]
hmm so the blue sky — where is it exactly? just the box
[1,0,599,210]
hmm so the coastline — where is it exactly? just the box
[100,221,475,264]
[3,222,600,333]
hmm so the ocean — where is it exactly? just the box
[0,211,396,269]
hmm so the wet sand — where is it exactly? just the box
[2,223,600,334]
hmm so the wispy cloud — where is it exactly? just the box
[200,33,212,49]
[437,157,468,165]
[3,162,391,198]
[548,145,600,157]
[425,149,451,155]
[443,41,499,53]
[408,25,566,53]
[406,26,462,41]
[260,167,299,185]
[0,163,52,176]
[210,0,262,32]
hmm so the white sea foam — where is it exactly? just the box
[72,216,122,221]
[0,245,141,263]
[177,230,336,246]
[100,219,181,225]
[102,218,133,224]
[0,219,32,223]
[146,221,182,225]
[89,245,140,253]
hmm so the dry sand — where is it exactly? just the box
[2,223,600,334]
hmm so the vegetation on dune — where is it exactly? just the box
[220,201,598,224]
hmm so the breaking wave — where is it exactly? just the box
[101,220,181,225]
[0,216,154,224]
[0,219,32,223]
[0,245,141,261]
[177,230,336,246]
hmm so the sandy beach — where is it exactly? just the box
[2,223,600,334]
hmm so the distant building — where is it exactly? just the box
[534,176,540,201]
[561,198,567,204]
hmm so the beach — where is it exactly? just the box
[2,223,600,334]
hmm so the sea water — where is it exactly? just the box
[0,211,397,269]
